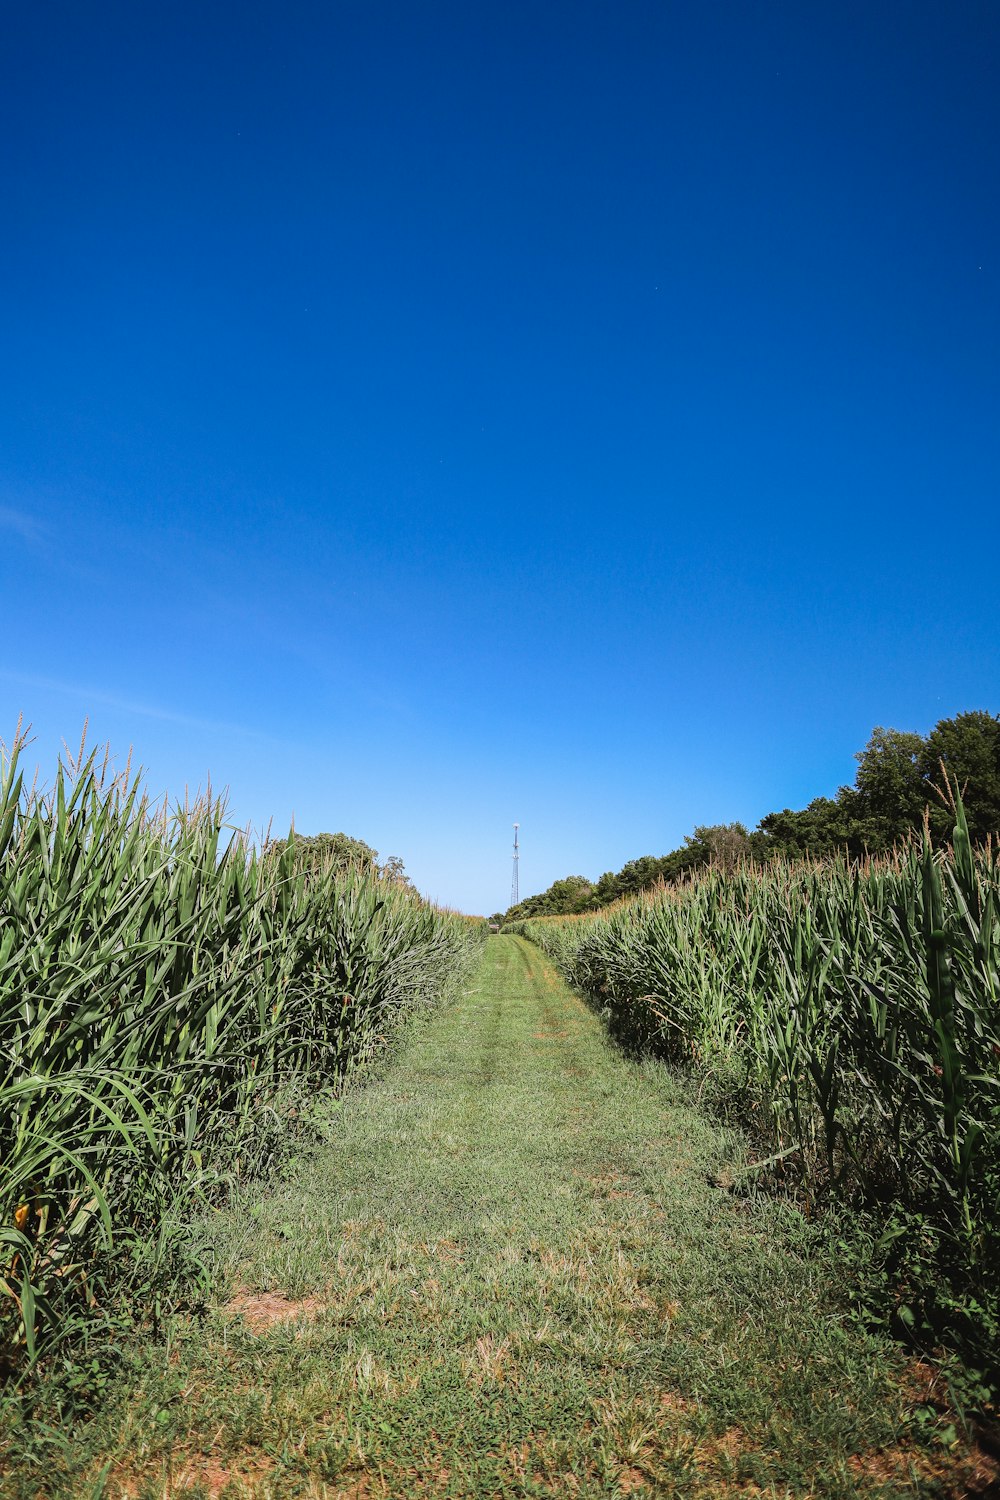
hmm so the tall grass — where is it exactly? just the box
[507,797,1000,1385]
[1,727,484,1377]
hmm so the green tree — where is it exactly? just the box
[919,710,1000,843]
[850,725,927,849]
[505,875,595,922]
[684,822,750,871]
[752,797,859,860]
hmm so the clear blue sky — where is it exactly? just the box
[2,2,998,914]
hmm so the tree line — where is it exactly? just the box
[495,710,1000,923]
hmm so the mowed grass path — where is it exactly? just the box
[20,937,988,1498]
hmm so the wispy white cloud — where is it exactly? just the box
[0,506,46,546]
[0,668,279,744]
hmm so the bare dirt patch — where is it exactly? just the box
[617,1463,649,1492]
[848,1438,999,1498]
[225,1288,322,1334]
[587,1169,641,1202]
[425,1235,464,1263]
[853,1358,1000,1497]
[108,1450,276,1498]
[330,1476,374,1499]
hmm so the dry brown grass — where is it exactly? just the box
[847,1442,999,1497]
[616,1463,649,1492]
[842,1361,1000,1500]
[224,1289,323,1334]
[461,1331,517,1388]
[107,1450,277,1499]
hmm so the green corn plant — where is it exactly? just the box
[1,727,485,1376]
[514,810,1000,1378]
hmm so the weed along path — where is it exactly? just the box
[55,938,989,1498]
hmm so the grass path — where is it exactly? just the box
[14,937,990,1498]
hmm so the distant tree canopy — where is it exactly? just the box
[505,875,595,923]
[752,713,1000,861]
[501,710,1000,921]
[503,825,750,921]
[750,798,851,861]
[921,710,1000,844]
[267,831,412,887]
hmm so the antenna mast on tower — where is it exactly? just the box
[510,823,520,907]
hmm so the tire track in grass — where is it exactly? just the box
[16,937,996,1499]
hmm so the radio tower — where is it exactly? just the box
[510,823,520,907]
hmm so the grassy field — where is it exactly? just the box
[4,937,994,1497]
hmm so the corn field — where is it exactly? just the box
[0,729,484,1378]
[507,797,1000,1378]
